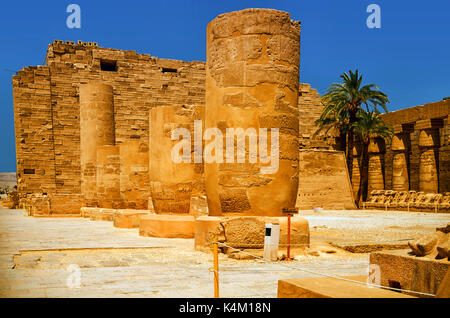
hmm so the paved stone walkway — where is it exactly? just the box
[1,208,447,298]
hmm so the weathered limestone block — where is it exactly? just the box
[296,150,356,210]
[222,216,309,249]
[113,209,149,228]
[408,231,447,256]
[436,269,450,298]
[194,215,309,252]
[90,208,116,221]
[80,207,98,218]
[96,145,122,209]
[194,216,223,252]
[48,194,83,215]
[29,194,51,216]
[79,83,115,207]
[139,215,195,238]
[370,249,449,297]
[409,224,450,257]
[119,141,150,209]
[205,9,300,216]
[149,105,204,214]
[437,242,450,259]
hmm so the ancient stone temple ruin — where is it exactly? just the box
[13,39,206,215]
[11,8,449,243]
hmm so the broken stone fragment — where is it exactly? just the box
[436,223,450,234]
[408,231,447,256]
[437,240,450,259]
[436,224,450,259]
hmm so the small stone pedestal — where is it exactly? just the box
[113,209,150,228]
[194,215,309,252]
[90,208,116,221]
[80,207,99,218]
[139,215,196,238]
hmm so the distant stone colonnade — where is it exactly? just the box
[352,100,450,197]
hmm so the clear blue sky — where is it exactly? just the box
[1,0,449,172]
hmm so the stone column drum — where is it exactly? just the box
[119,140,150,209]
[79,83,115,207]
[205,9,300,216]
[418,129,439,193]
[96,145,122,209]
[352,145,361,198]
[391,134,410,191]
[367,138,385,194]
[149,105,204,214]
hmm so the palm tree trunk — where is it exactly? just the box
[346,110,358,184]
[340,130,347,152]
[357,142,369,207]
[346,129,354,183]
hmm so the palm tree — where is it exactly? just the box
[318,70,389,182]
[352,110,394,206]
[314,99,350,152]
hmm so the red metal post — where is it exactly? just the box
[287,213,291,261]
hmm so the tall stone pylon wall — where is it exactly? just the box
[79,83,115,207]
[205,9,301,216]
[12,42,206,215]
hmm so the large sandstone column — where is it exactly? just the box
[205,9,300,216]
[79,83,115,207]
[149,105,204,214]
[352,145,361,198]
[391,134,409,191]
[119,141,150,209]
[96,145,122,209]
[418,129,439,193]
[368,138,385,194]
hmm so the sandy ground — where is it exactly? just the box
[0,208,448,298]
[302,209,449,251]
